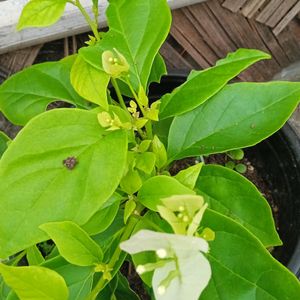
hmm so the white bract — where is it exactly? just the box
[120,229,211,300]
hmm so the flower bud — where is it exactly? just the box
[156,248,168,259]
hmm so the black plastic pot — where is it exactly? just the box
[149,75,300,278]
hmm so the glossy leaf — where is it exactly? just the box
[196,165,281,247]
[168,82,300,161]
[80,0,171,89]
[71,55,110,109]
[138,175,195,211]
[17,0,67,30]
[82,193,122,236]
[26,245,45,265]
[0,264,68,300]
[40,221,103,266]
[175,163,203,190]
[43,256,94,300]
[135,152,156,174]
[0,109,127,258]
[200,209,300,299]
[0,56,89,125]
[159,49,270,119]
[0,131,10,158]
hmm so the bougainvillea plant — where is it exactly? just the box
[0,0,299,299]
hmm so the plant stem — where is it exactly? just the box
[71,0,100,41]
[125,78,146,115]
[87,213,141,300]
[111,78,127,111]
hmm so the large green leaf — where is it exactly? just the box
[70,55,110,109]
[168,82,300,161]
[138,175,195,211]
[200,209,300,299]
[80,0,171,89]
[0,56,90,125]
[0,264,68,300]
[0,109,127,258]
[40,221,103,266]
[159,49,270,120]
[43,256,94,300]
[17,0,67,30]
[196,165,281,247]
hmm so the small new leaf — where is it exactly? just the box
[40,221,103,266]
[124,198,137,224]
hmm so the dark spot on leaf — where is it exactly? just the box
[63,157,78,170]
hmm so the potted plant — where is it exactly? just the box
[0,0,299,299]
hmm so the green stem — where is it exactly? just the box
[87,213,141,300]
[72,0,100,40]
[125,78,146,115]
[111,78,127,111]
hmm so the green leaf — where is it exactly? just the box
[120,169,143,195]
[201,209,300,300]
[147,53,167,87]
[0,56,89,125]
[71,55,110,109]
[26,245,45,265]
[114,272,141,300]
[175,163,203,190]
[0,109,127,258]
[159,49,270,119]
[168,82,300,161]
[138,175,195,211]
[17,0,67,30]
[124,198,137,224]
[152,135,167,169]
[0,131,10,158]
[196,165,281,247]
[0,264,68,300]
[135,152,156,174]
[159,49,270,120]
[42,256,94,300]
[82,193,122,236]
[40,221,103,266]
[80,0,171,89]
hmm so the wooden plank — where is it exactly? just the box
[160,42,197,71]
[171,9,211,69]
[256,0,282,24]
[0,0,207,55]
[222,0,248,12]
[273,1,300,35]
[249,20,289,68]
[266,0,298,28]
[241,0,267,18]
[0,45,42,75]
[188,3,236,56]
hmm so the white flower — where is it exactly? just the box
[120,230,211,300]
